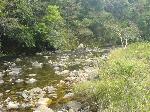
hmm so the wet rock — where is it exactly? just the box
[34,105,53,112]
[36,53,42,56]
[7,101,19,109]
[32,61,43,68]
[63,93,74,99]
[15,79,24,83]
[29,74,37,77]
[16,58,21,62]
[26,78,37,84]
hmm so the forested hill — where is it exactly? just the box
[0,0,150,54]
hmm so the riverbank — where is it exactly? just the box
[74,42,150,112]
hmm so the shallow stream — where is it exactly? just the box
[0,48,110,112]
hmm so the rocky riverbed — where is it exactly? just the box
[0,47,110,112]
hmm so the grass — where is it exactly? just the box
[74,42,150,112]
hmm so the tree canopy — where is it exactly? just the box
[0,0,150,53]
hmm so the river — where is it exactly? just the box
[0,47,110,112]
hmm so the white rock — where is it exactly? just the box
[36,53,42,56]
[7,101,19,109]
[36,98,50,106]
[63,93,74,99]
[54,66,59,71]
[26,78,37,84]
[48,60,53,64]
[43,56,49,59]
[15,79,24,83]
[61,70,69,74]
[29,74,37,77]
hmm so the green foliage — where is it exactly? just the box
[74,43,150,111]
[44,5,62,23]
[1,0,150,53]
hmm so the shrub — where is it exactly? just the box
[74,42,150,111]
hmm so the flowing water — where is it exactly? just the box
[0,48,110,112]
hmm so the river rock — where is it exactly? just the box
[7,101,19,109]
[21,103,32,108]
[32,61,43,68]
[26,78,37,84]
[8,67,22,76]
[0,80,4,84]
[0,93,3,97]
[48,94,57,99]
[63,93,74,99]
[29,74,37,77]
[77,43,84,49]
[54,66,60,71]
[16,58,22,62]
[43,86,56,93]
[34,105,53,112]
[36,53,42,56]
[0,72,4,78]
[48,60,53,64]
[43,56,49,59]
[36,98,51,106]
[15,79,24,83]
[61,70,69,75]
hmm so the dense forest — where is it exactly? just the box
[0,0,150,112]
[0,0,150,54]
